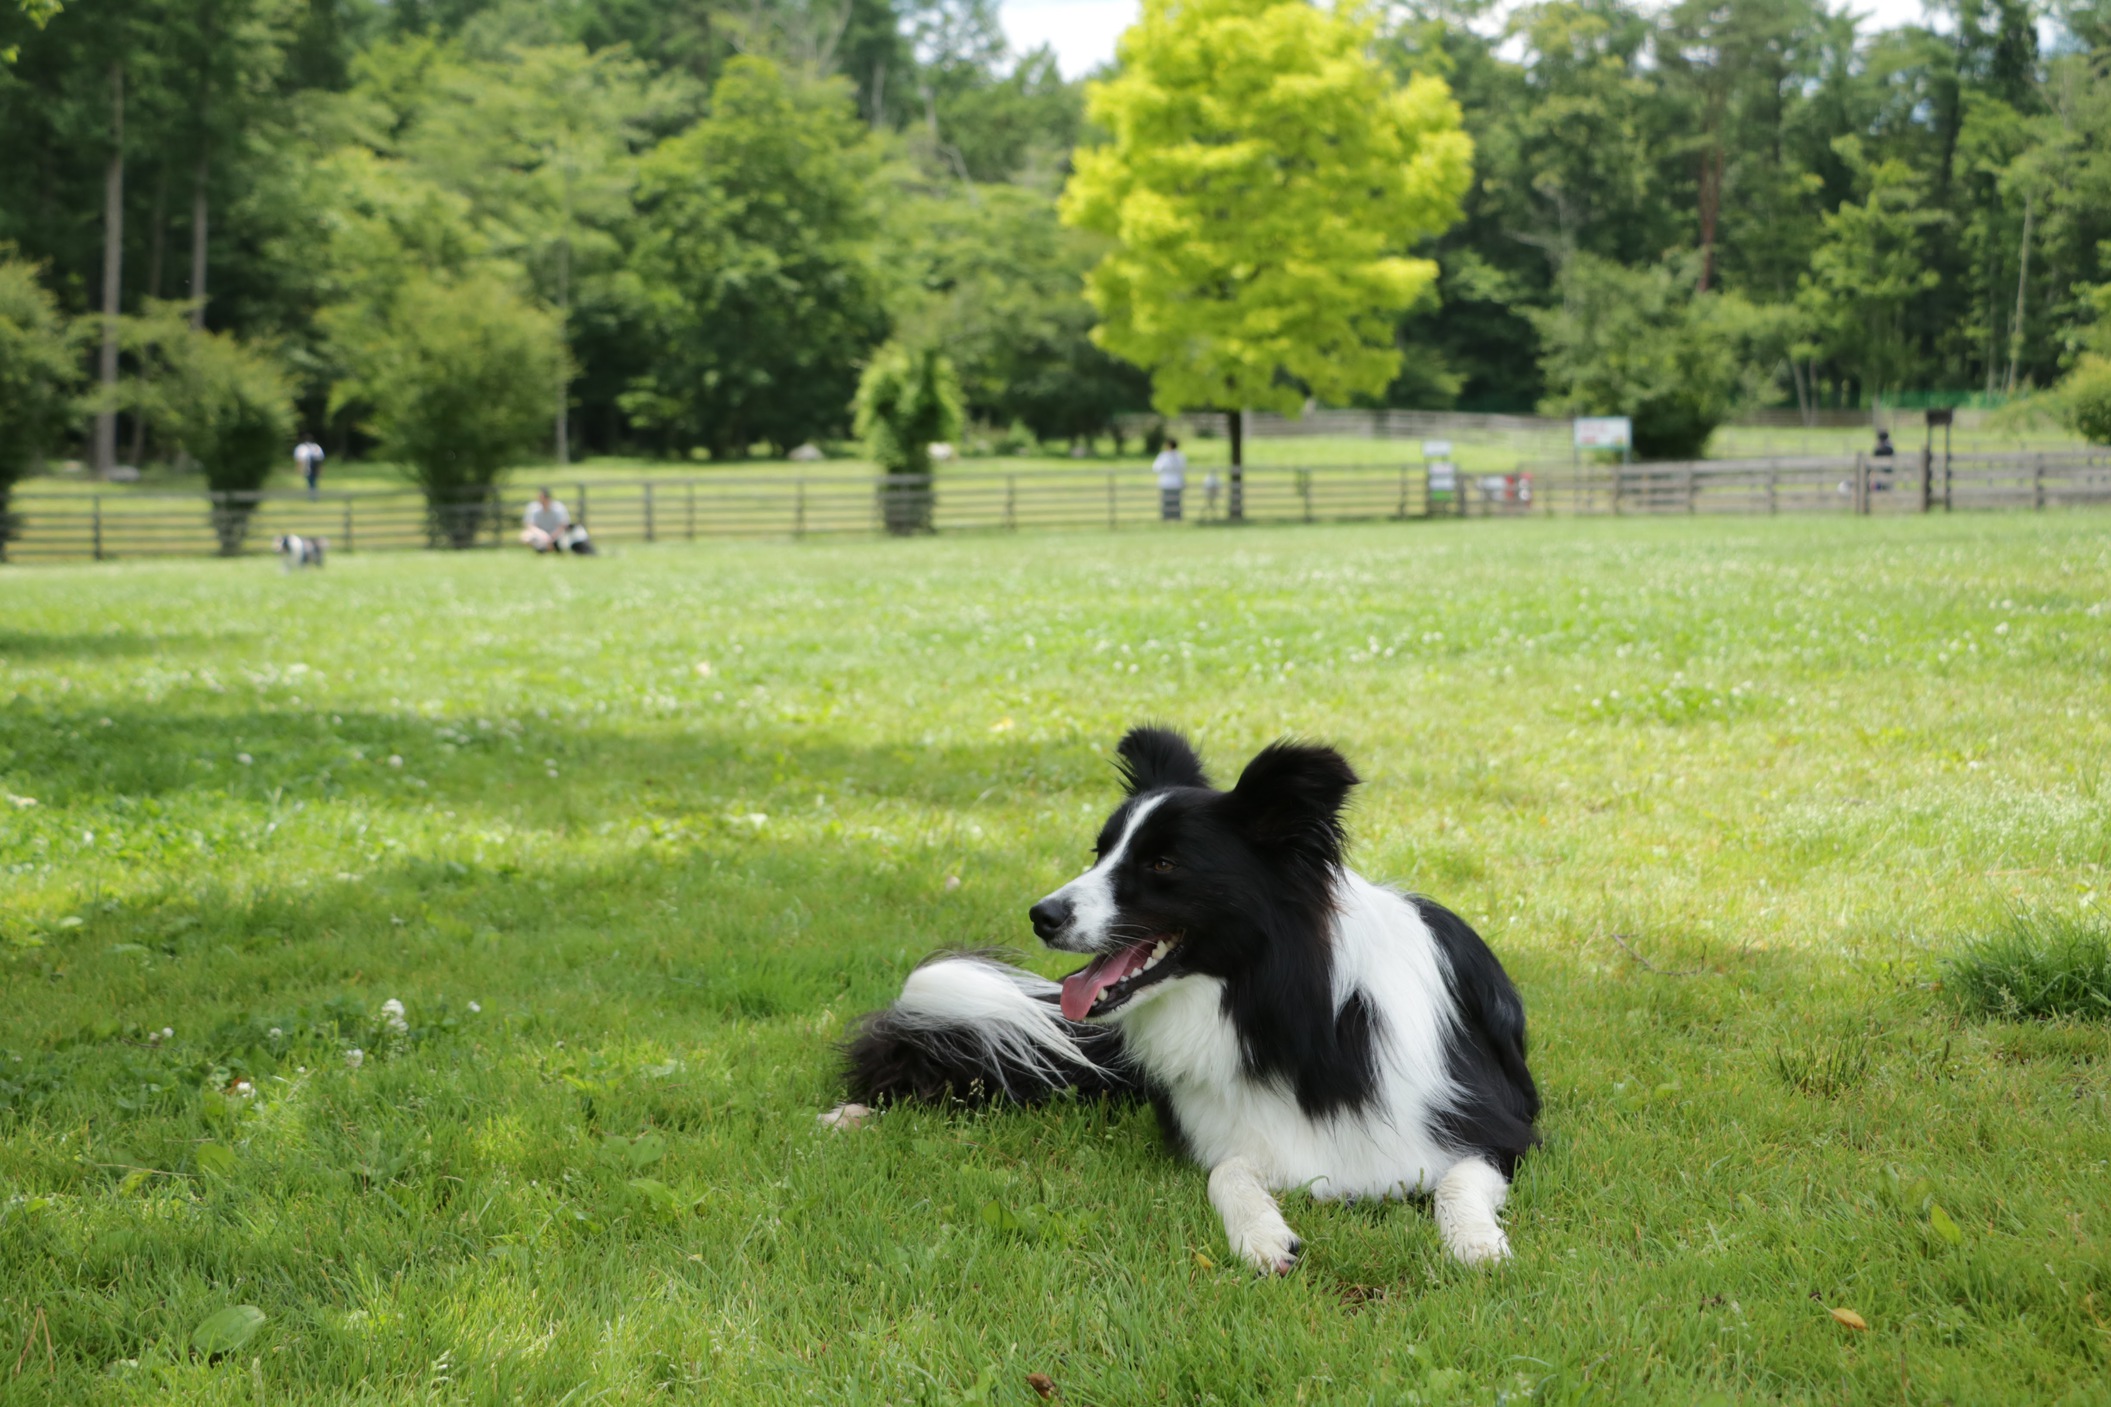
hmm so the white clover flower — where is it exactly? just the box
[268,1027,283,1039]
[387,755,404,768]
[381,998,408,1034]
[234,1080,254,1097]
[345,1048,365,1069]
[237,753,253,765]
[467,1001,481,1014]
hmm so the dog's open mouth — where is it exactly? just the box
[1059,936,1181,1020]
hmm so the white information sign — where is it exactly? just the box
[1420,439,1453,459]
[1573,416,1633,450]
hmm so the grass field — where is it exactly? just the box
[3,513,2109,1405]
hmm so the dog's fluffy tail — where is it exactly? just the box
[842,952,1137,1107]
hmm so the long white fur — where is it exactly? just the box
[893,955,1102,1089]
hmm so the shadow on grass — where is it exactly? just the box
[0,702,1110,814]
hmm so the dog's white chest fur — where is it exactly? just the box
[1116,871,1466,1201]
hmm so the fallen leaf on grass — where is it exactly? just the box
[1830,1307,1869,1331]
[191,1305,267,1359]
[1929,1203,1964,1245]
[1026,1371,1057,1399]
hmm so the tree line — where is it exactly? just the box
[1,0,2107,530]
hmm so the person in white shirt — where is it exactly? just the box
[521,488,572,552]
[294,438,326,497]
[1153,437,1188,522]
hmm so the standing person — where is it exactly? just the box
[1153,436,1188,522]
[521,487,572,552]
[294,436,326,497]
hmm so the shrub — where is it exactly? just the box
[126,305,296,555]
[0,251,81,558]
[854,343,963,535]
[330,273,563,548]
[2057,355,2111,446]
[1945,913,2111,1021]
[1531,253,1774,461]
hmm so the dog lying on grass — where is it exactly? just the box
[826,727,1540,1273]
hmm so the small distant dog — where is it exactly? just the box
[274,534,326,571]
[828,727,1541,1273]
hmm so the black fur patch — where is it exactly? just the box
[1412,896,1542,1177]
[1116,726,1212,794]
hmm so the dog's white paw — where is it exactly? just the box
[818,1102,873,1131]
[1443,1226,1511,1267]
[1230,1221,1303,1276]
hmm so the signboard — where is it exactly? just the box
[1572,416,1632,450]
[1420,439,1453,460]
[1427,463,1457,493]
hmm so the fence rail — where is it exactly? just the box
[5,451,2109,564]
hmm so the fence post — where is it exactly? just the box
[1767,461,1778,515]
[576,483,589,529]
[1920,446,1933,513]
[1854,453,1867,515]
[1005,475,1017,531]
[687,483,697,540]
[1107,472,1117,530]
[794,479,806,539]
[1300,468,1313,523]
[1686,464,1698,514]
[1397,465,1408,520]
[2034,453,2045,510]
[343,498,354,552]
[92,494,103,561]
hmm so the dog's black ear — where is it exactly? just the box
[1114,726,1211,794]
[1224,740,1359,864]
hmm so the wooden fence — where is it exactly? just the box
[4,450,2108,563]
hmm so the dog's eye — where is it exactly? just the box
[1147,857,1175,874]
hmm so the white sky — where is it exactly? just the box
[999,0,1945,81]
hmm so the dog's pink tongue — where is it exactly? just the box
[1059,943,1150,1022]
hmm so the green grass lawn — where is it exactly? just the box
[3,513,2108,1405]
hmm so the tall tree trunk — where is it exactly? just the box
[95,63,126,479]
[2005,193,2032,397]
[554,230,571,465]
[1696,143,1722,292]
[132,165,169,465]
[1227,409,1244,522]
[189,147,209,330]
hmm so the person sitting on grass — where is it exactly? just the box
[521,488,572,552]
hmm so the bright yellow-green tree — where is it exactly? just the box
[1060,0,1471,512]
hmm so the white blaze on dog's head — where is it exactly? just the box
[1031,793,1166,954]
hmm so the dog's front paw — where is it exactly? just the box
[818,1102,873,1131]
[1444,1226,1511,1267]
[1231,1224,1302,1276]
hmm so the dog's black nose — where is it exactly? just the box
[1028,897,1072,941]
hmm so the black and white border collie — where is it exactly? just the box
[828,727,1540,1273]
[274,534,326,570]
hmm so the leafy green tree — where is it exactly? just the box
[1533,252,1775,459]
[2060,355,2111,445]
[854,339,961,534]
[893,182,1147,447]
[118,300,296,552]
[626,56,884,457]
[0,251,80,556]
[1060,0,1470,512]
[1796,139,1944,407]
[328,271,565,547]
